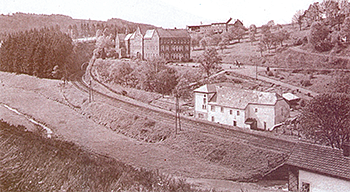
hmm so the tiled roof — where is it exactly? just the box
[156,28,190,38]
[144,29,155,39]
[200,84,279,109]
[286,142,350,180]
[124,33,132,41]
[282,93,300,101]
[194,84,217,93]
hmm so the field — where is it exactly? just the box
[0,120,196,192]
[0,71,287,191]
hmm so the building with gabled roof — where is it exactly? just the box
[268,141,350,192]
[187,18,245,34]
[143,28,191,61]
[194,84,290,130]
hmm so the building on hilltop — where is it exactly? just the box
[194,84,290,130]
[129,27,148,59]
[115,33,126,58]
[124,26,191,61]
[187,18,245,34]
[143,28,191,61]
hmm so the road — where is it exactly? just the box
[219,64,318,98]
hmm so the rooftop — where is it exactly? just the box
[195,84,280,109]
[286,142,350,180]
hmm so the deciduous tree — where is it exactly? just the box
[199,48,222,77]
[299,93,350,149]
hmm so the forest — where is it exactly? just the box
[0,27,78,79]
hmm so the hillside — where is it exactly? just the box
[0,12,155,37]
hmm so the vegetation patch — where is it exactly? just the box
[0,120,198,191]
[82,102,172,143]
[165,132,288,181]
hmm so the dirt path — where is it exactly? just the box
[219,64,318,98]
[0,72,284,192]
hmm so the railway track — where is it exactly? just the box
[71,71,297,154]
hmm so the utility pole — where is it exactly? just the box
[175,96,178,136]
[255,62,258,80]
[89,80,93,103]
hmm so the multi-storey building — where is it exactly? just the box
[187,18,244,34]
[194,84,290,130]
[124,27,191,61]
[143,28,191,61]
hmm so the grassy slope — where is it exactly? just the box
[0,71,286,191]
[0,120,196,192]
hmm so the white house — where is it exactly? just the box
[194,84,290,130]
[286,142,350,192]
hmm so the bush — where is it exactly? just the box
[300,79,312,87]
[267,71,274,76]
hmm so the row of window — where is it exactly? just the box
[161,45,190,52]
[210,105,240,116]
[145,46,158,51]
[160,39,190,44]
[160,53,190,60]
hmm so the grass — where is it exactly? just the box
[0,120,200,192]
[81,101,172,143]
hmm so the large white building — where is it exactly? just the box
[194,84,290,130]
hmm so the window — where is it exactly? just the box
[237,111,240,116]
[230,110,233,115]
[198,113,204,118]
[203,98,206,103]
[204,95,206,98]
[211,116,215,122]
[221,107,224,113]
[233,121,237,126]
[264,122,267,130]
[301,182,310,192]
[211,106,215,112]
[255,108,258,113]
[202,105,206,109]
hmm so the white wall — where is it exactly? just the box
[247,104,275,130]
[207,105,248,128]
[274,99,290,125]
[194,92,208,119]
[299,170,350,192]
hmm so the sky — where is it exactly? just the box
[0,0,321,28]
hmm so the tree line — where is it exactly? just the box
[0,27,78,79]
[293,0,350,52]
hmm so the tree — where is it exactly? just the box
[231,27,246,43]
[299,93,350,149]
[154,67,178,96]
[292,10,305,31]
[340,16,350,43]
[249,24,257,44]
[199,48,222,77]
[309,21,332,51]
[274,29,290,46]
[304,2,323,26]
[329,72,350,94]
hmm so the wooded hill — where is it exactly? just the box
[0,12,155,38]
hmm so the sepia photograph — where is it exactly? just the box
[1,0,350,191]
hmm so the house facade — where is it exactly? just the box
[285,142,350,192]
[194,84,290,130]
[125,27,191,61]
[187,18,245,34]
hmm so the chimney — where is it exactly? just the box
[343,142,350,157]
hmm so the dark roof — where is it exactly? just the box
[286,142,350,180]
[156,28,190,38]
[195,84,280,109]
